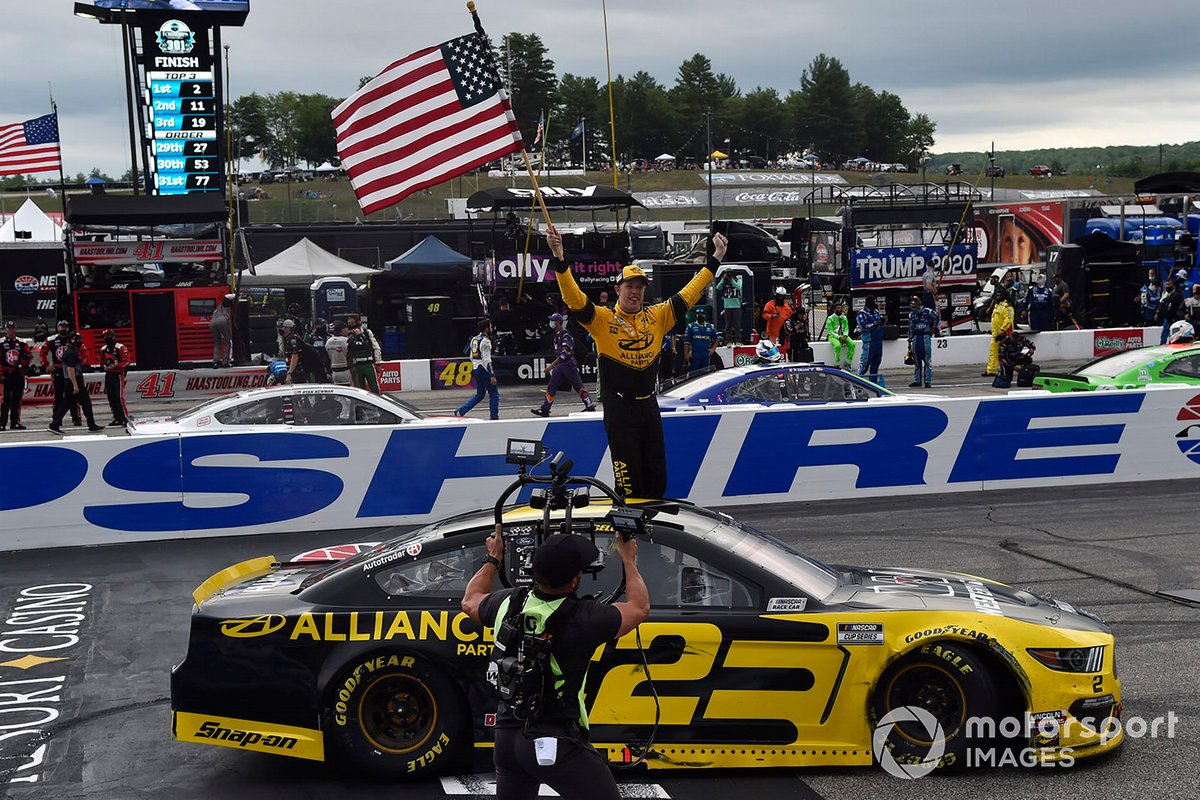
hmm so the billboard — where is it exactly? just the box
[850,244,978,290]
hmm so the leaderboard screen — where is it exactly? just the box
[97,1,248,11]
[139,17,223,196]
[146,70,221,194]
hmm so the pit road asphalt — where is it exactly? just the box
[1,358,1197,799]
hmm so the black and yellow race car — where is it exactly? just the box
[172,484,1123,778]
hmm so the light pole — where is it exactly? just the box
[988,140,995,200]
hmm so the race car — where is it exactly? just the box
[1034,342,1200,392]
[127,384,471,434]
[658,363,909,411]
[171,454,1123,779]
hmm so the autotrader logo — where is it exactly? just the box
[872,706,945,780]
[220,614,287,638]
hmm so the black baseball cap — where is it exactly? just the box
[532,534,599,588]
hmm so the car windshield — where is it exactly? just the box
[709,514,840,600]
[297,521,444,590]
[376,393,424,420]
[1076,349,1163,379]
[170,394,241,420]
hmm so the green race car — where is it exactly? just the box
[1035,343,1200,392]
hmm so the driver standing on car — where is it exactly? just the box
[547,223,728,498]
[462,525,649,800]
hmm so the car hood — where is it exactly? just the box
[836,566,1108,632]
[193,558,324,610]
[126,417,180,434]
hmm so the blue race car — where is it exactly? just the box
[657,364,901,411]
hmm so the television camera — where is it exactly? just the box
[495,438,650,601]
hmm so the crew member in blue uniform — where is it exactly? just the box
[907,295,940,388]
[682,309,717,375]
[856,296,885,385]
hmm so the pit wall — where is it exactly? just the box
[716,326,1158,373]
[3,385,1197,551]
[28,326,1156,409]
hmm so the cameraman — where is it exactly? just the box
[462,526,649,800]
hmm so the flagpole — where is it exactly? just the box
[466,1,554,228]
[49,89,67,224]
[602,0,618,190]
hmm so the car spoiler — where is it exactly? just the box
[1036,372,1087,382]
[192,555,277,606]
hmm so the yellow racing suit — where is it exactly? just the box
[554,257,718,498]
[988,300,1015,374]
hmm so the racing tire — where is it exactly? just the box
[870,641,999,773]
[327,653,468,779]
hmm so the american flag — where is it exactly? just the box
[333,33,523,215]
[0,114,62,177]
[533,111,544,146]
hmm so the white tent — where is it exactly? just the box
[313,162,339,173]
[240,238,380,287]
[0,198,62,242]
[654,153,676,162]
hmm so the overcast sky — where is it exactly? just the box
[5,0,1199,175]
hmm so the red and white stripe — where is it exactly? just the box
[333,44,522,215]
[0,122,61,177]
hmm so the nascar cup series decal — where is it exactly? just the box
[837,622,883,645]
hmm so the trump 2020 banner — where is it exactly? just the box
[851,244,977,290]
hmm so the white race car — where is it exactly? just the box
[127,385,473,435]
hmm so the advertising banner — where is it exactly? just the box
[72,240,223,266]
[1093,328,1145,357]
[701,173,848,185]
[22,366,272,407]
[430,356,597,389]
[488,252,624,287]
[2,387,1197,550]
[851,244,977,290]
[976,202,1065,265]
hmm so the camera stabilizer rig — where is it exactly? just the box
[494,438,661,767]
[494,438,650,603]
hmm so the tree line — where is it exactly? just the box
[223,36,937,170]
[501,36,934,167]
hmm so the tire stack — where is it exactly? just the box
[248,314,279,358]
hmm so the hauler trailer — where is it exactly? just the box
[65,193,232,369]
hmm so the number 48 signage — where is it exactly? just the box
[139,14,224,196]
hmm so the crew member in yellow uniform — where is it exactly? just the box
[548,224,728,499]
[986,296,1015,377]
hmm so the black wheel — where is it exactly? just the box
[870,641,999,773]
[327,653,468,779]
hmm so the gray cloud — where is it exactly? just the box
[7,0,1199,175]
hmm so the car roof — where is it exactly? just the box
[226,384,385,402]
